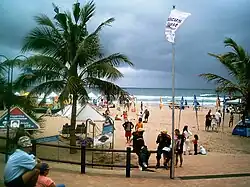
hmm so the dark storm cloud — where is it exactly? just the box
[0,0,250,88]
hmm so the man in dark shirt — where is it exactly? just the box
[122,120,134,143]
[155,130,171,169]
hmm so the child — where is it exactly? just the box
[192,134,199,155]
[122,111,128,121]
[211,114,217,131]
[36,163,65,187]
[229,112,234,127]
[175,134,185,167]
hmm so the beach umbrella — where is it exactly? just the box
[194,94,199,130]
[178,96,184,129]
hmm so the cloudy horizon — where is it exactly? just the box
[0,0,250,89]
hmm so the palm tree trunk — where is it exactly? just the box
[70,93,77,154]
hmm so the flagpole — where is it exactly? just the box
[170,4,176,180]
[178,107,181,129]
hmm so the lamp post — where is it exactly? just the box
[0,55,27,162]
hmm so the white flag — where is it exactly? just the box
[165,9,191,43]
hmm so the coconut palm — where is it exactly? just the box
[0,59,39,120]
[200,38,250,119]
[15,1,133,152]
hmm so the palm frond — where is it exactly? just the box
[34,14,57,30]
[28,80,65,97]
[93,17,115,35]
[80,0,95,26]
[199,73,243,93]
[73,2,81,24]
[80,53,132,80]
[20,55,68,73]
[22,26,63,56]
[14,69,63,90]
[224,38,246,61]
[76,33,101,65]
[85,77,125,96]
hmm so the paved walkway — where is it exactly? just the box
[1,153,250,187]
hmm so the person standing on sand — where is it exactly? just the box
[216,96,221,110]
[143,107,150,123]
[140,101,143,112]
[229,112,234,127]
[135,118,143,131]
[4,136,42,187]
[183,125,192,155]
[175,133,185,167]
[205,109,212,131]
[192,134,199,155]
[159,97,163,110]
[215,110,222,127]
[122,119,134,143]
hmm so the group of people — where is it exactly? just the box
[122,120,206,171]
[205,109,223,131]
[3,136,65,187]
[155,125,205,169]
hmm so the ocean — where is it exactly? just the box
[123,88,219,106]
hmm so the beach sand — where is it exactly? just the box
[1,104,250,186]
[28,104,250,162]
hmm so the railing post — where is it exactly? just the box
[126,147,131,178]
[31,140,37,156]
[81,142,86,174]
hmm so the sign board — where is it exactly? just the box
[102,121,114,134]
[35,135,59,143]
[0,107,40,130]
[94,133,112,146]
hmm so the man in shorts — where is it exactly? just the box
[122,119,134,143]
[4,136,42,187]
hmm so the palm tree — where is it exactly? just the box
[200,38,250,120]
[15,1,133,153]
[0,58,39,120]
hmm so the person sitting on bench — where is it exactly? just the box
[4,136,42,187]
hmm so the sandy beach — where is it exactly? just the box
[33,104,250,154]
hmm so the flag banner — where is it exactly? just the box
[165,9,191,43]
[193,94,198,110]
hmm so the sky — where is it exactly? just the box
[0,0,250,88]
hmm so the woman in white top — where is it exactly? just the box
[182,125,192,155]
